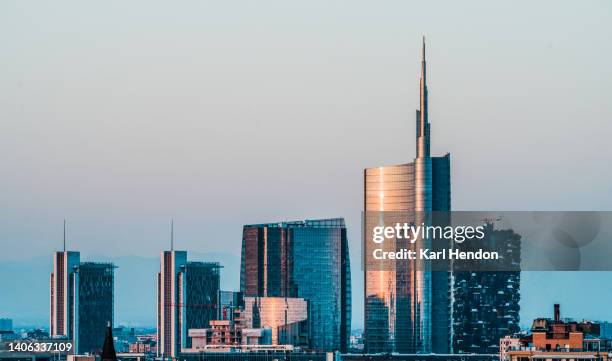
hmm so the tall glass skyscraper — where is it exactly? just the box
[157,250,221,358]
[50,251,115,354]
[183,262,222,348]
[363,38,451,354]
[75,262,115,354]
[240,218,351,352]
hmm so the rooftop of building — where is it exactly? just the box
[183,261,222,268]
[180,344,296,354]
[507,350,610,358]
[530,304,600,337]
[78,262,116,269]
[364,153,452,171]
[244,218,346,229]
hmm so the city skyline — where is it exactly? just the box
[3,245,607,330]
[2,0,612,336]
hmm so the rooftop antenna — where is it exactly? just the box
[170,219,174,251]
[63,219,66,252]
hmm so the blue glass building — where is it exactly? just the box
[240,218,351,352]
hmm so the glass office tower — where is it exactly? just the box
[183,262,221,348]
[240,218,351,352]
[292,220,351,352]
[363,38,451,354]
[75,262,115,354]
[157,251,221,357]
[50,252,115,354]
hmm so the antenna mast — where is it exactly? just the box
[170,219,174,251]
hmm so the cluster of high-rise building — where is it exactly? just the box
[43,39,539,359]
[169,218,351,356]
[48,218,351,357]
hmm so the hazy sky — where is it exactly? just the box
[1,0,611,328]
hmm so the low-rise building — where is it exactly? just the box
[185,321,272,352]
[505,350,610,361]
[501,305,612,361]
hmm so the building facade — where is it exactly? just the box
[157,250,220,358]
[242,297,309,347]
[218,291,244,321]
[157,250,187,358]
[601,322,612,339]
[74,262,115,354]
[50,251,80,341]
[183,262,221,348]
[500,305,611,361]
[240,218,351,352]
[178,350,329,361]
[186,320,259,350]
[50,251,115,354]
[452,223,521,353]
[363,39,451,354]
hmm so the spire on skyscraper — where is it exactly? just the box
[364,38,450,354]
[417,35,430,158]
[63,219,66,252]
[170,219,174,251]
[422,35,426,62]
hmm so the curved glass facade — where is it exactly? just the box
[240,218,351,352]
[364,164,414,353]
[363,159,451,354]
[292,222,351,352]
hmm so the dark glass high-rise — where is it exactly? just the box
[240,218,351,352]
